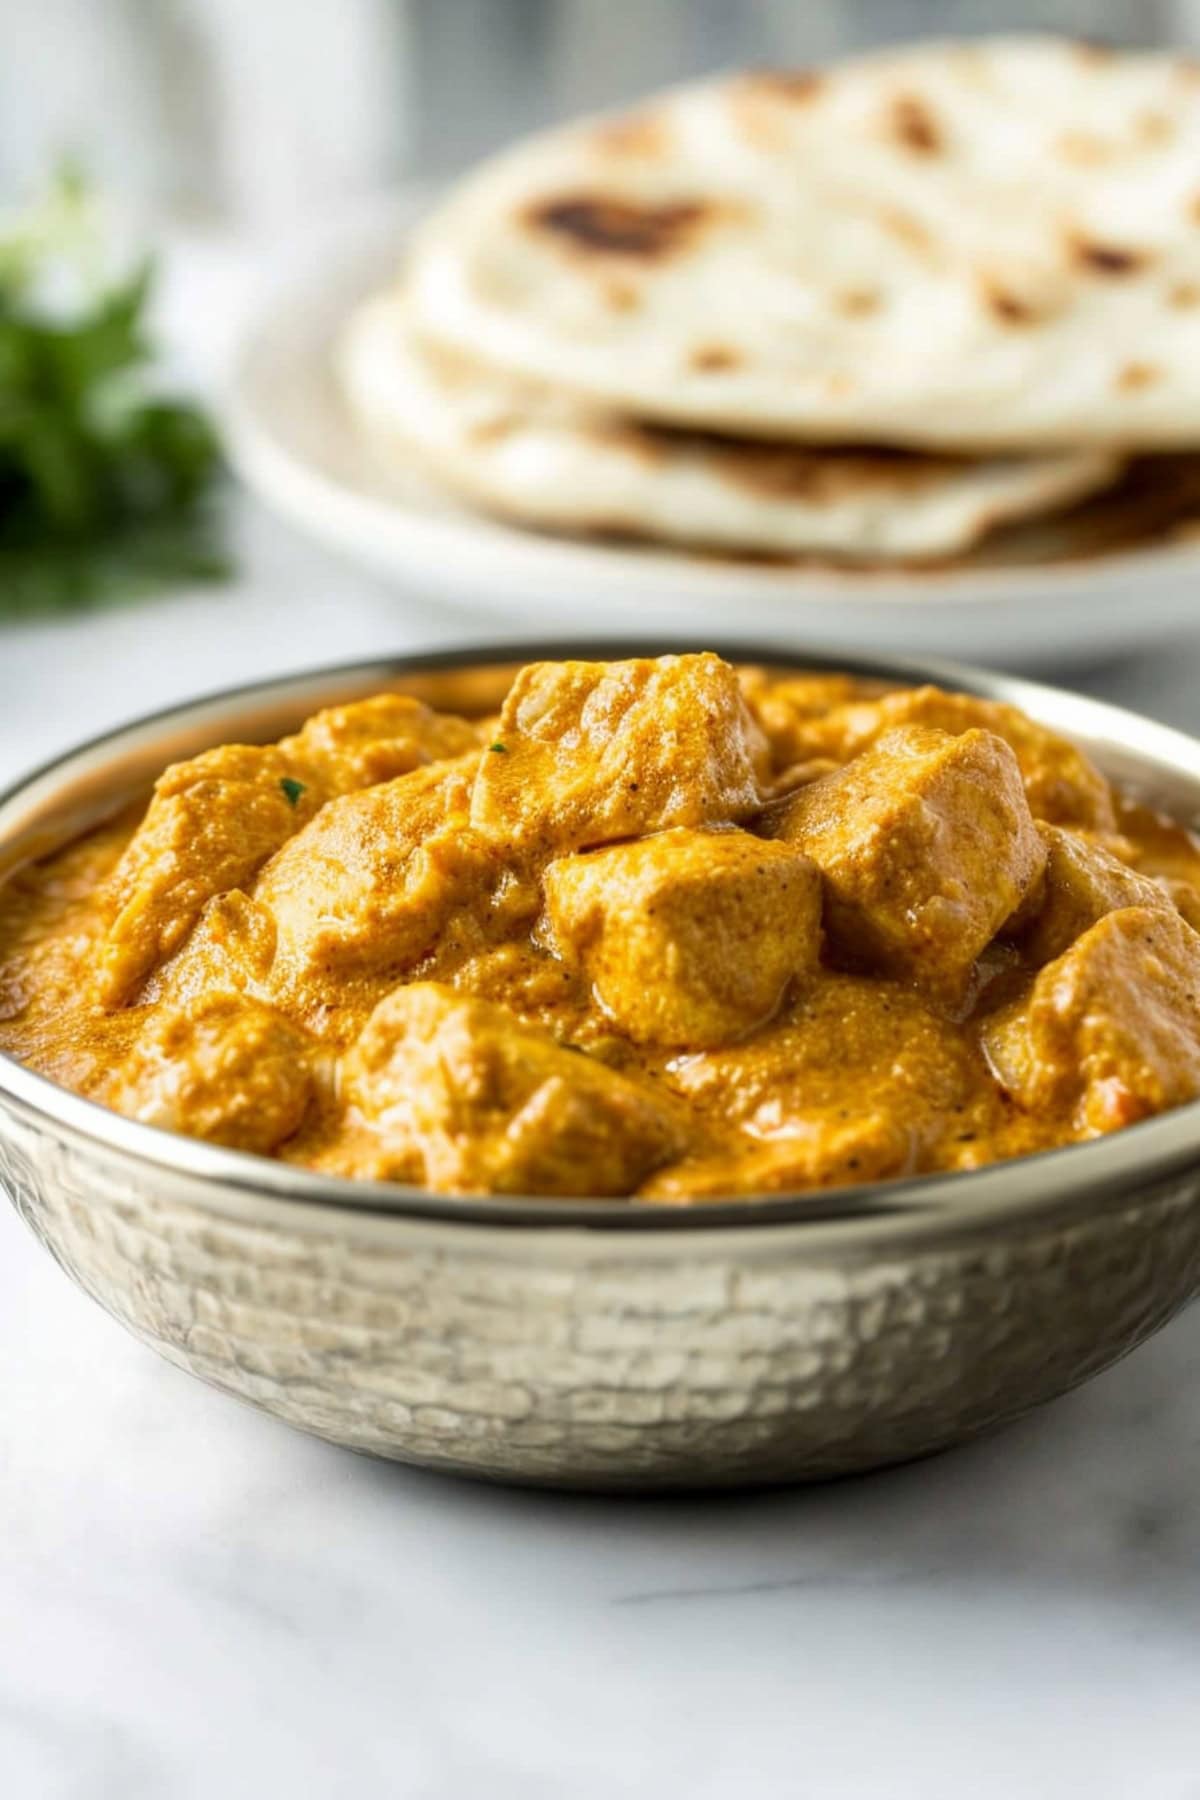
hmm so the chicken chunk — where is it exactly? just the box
[97,745,323,1006]
[150,890,278,1005]
[342,983,686,1194]
[256,756,497,1014]
[103,993,314,1153]
[737,667,889,770]
[470,654,768,856]
[772,725,1044,1001]
[984,906,1200,1134]
[97,694,478,1008]
[282,693,479,791]
[543,827,821,1047]
[797,686,1116,831]
[1015,824,1173,964]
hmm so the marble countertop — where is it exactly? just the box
[2,241,1200,1798]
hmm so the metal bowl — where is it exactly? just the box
[4,640,1200,1491]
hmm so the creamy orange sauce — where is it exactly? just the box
[3,656,1200,1200]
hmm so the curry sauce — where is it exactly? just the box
[3,654,1200,1200]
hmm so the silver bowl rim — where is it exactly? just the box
[4,634,1200,1247]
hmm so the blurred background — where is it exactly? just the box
[2,0,1197,228]
[6,0,1200,713]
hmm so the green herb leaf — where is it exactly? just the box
[279,777,306,808]
[489,741,508,754]
[0,167,229,620]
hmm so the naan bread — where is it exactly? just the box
[339,294,1122,560]
[404,38,1200,450]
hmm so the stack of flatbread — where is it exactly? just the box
[340,37,1200,565]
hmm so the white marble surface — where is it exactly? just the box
[2,244,1200,1799]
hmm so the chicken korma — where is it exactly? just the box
[3,654,1200,1198]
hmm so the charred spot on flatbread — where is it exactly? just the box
[1056,130,1111,167]
[467,416,520,447]
[835,287,883,317]
[688,344,742,373]
[1070,236,1151,276]
[592,112,671,159]
[415,338,484,391]
[603,279,641,311]
[524,193,717,260]
[1137,110,1174,146]
[740,68,824,103]
[877,207,934,255]
[1117,361,1162,391]
[980,281,1039,326]
[726,70,825,152]
[888,93,944,155]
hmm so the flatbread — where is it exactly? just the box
[404,38,1200,451]
[339,294,1123,560]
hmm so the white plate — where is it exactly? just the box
[226,200,1200,666]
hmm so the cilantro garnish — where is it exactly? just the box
[279,777,306,807]
[0,165,230,619]
[489,741,508,754]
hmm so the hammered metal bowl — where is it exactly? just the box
[4,641,1200,1491]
